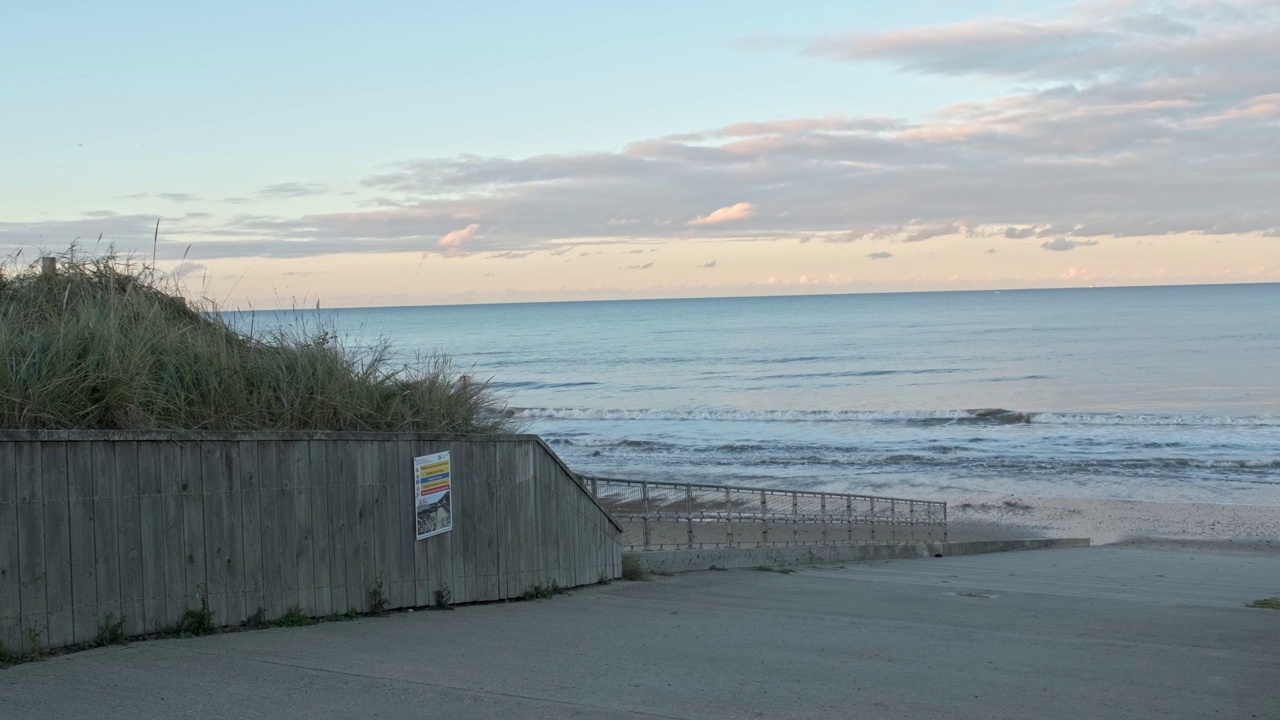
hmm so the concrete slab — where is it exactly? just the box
[629,537,1091,573]
[2,546,1278,720]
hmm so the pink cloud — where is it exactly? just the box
[689,203,756,226]
[438,223,479,247]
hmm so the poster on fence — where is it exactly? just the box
[414,451,453,540]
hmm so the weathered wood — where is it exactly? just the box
[178,442,206,619]
[237,441,264,620]
[4,434,622,652]
[113,441,146,636]
[308,440,332,617]
[0,443,21,653]
[16,442,47,654]
[290,441,314,614]
[40,442,74,648]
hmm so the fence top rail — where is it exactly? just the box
[580,474,946,509]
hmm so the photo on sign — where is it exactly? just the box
[414,451,453,540]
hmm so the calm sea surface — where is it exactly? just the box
[248,284,1280,505]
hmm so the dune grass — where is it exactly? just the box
[0,249,517,433]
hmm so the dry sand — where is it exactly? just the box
[946,494,1280,555]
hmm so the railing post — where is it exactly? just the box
[870,497,876,543]
[590,475,598,498]
[641,480,651,550]
[846,497,853,543]
[943,502,949,543]
[820,495,827,545]
[724,487,733,548]
[685,484,694,549]
[760,491,768,546]
[910,501,916,543]
[791,492,799,546]
[891,500,898,543]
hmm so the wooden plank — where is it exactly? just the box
[328,441,350,615]
[406,440,430,607]
[451,442,474,604]
[343,441,365,613]
[89,441,121,639]
[418,442,450,608]
[356,442,377,613]
[276,441,299,617]
[178,441,207,620]
[308,440,331,617]
[292,440,315,614]
[237,441,265,621]
[40,442,74,649]
[138,442,168,633]
[158,442,186,628]
[0,443,22,653]
[258,440,282,619]
[16,441,47,654]
[199,442,230,626]
[372,442,395,609]
[222,443,246,626]
[113,441,145,636]
[66,443,98,645]
[476,443,500,601]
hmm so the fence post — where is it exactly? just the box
[590,476,598,498]
[820,495,827,545]
[943,502,948,543]
[791,492,799,545]
[846,496,853,543]
[760,491,768,546]
[724,488,733,548]
[41,256,57,276]
[685,485,694,549]
[641,480,651,550]
[869,497,876,543]
[891,500,898,543]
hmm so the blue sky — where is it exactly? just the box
[3,1,1278,306]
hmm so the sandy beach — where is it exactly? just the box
[947,494,1280,554]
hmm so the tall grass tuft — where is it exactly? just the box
[0,249,518,433]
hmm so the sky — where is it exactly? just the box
[2,0,1278,308]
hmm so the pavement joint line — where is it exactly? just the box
[173,647,698,720]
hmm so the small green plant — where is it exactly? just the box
[434,585,453,610]
[0,641,19,667]
[166,587,217,637]
[621,555,653,581]
[597,572,613,585]
[751,565,797,574]
[1247,597,1280,610]
[344,607,358,620]
[370,578,388,615]
[274,606,315,627]
[522,581,569,601]
[95,614,127,646]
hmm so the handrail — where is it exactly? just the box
[581,475,948,551]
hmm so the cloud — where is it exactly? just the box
[986,248,999,255]
[170,261,206,278]
[438,223,479,248]
[155,193,200,203]
[866,251,893,260]
[689,202,755,226]
[258,183,329,199]
[1004,226,1036,239]
[701,260,717,268]
[625,262,654,270]
[1041,237,1100,252]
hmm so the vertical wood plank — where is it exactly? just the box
[0,443,21,653]
[348,441,371,612]
[222,443,246,626]
[90,441,121,638]
[418,442,449,608]
[16,442,47,654]
[292,440,315,614]
[113,441,145,636]
[406,440,429,607]
[373,442,395,608]
[308,440,331,617]
[328,441,349,615]
[137,442,167,633]
[159,442,186,627]
[66,440,98,640]
[276,440,299,616]
[40,442,74,648]
[199,442,230,625]
[179,442,207,619]
[238,441,264,620]
[259,440,282,619]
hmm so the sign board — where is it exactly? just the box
[414,451,453,540]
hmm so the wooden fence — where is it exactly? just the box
[0,431,622,654]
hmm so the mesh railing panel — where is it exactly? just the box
[585,476,947,550]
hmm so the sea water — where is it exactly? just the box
[249,284,1280,505]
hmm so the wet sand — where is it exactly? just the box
[946,494,1280,554]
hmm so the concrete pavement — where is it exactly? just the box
[3,546,1278,719]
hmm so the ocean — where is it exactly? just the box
[262,284,1280,506]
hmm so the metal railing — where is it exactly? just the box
[582,475,947,551]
